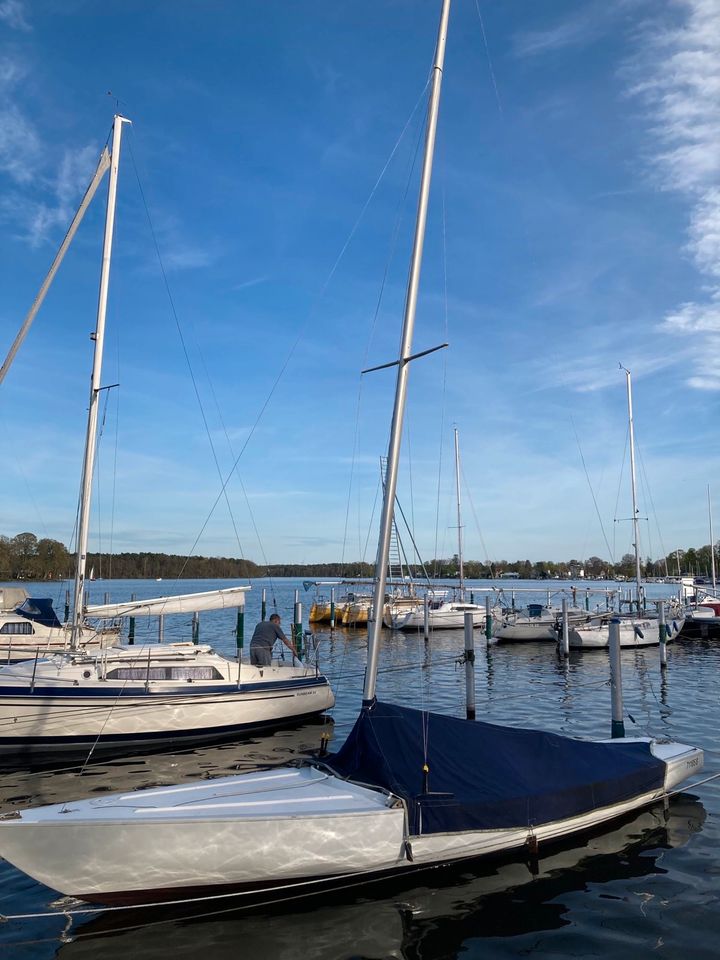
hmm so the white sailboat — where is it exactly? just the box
[570,367,682,649]
[0,115,333,755]
[385,429,489,630]
[0,1,703,904]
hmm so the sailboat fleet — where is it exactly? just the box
[0,0,705,910]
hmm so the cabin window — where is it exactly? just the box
[0,621,34,635]
[105,665,224,681]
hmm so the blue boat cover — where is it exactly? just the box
[15,598,62,628]
[325,701,666,835]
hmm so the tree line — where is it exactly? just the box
[1,531,715,582]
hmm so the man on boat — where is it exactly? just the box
[249,613,297,666]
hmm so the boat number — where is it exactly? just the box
[686,757,700,769]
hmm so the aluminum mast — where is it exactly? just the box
[71,115,130,648]
[364,0,451,703]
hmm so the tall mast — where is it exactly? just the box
[621,366,643,612]
[71,114,130,647]
[364,0,451,704]
[709,485,716,593]
[454,427,464,596]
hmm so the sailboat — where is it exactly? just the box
[384,429,490,630]
[569,367,683,649]
[0,115,333,755]
[0,1,703,904]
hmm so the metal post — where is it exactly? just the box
[464,611,475,721]
[64,589,70,623]
[659,601,667,672]
[294,598,303,661]
[191,611,199,644]
[560,597,570,658]
[236,608,244,657]
[585,588,590,612]
[128,592,136,645]
[103,591,110,605]
[158,614,164,643]
[423,593,430,642]
[330,587,336,630]
[511,590,515,612]
[261,588,267,621]
[485,596,493,641]
[609,618,625,738]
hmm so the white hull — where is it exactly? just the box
[0,739,701,903]
[570,617,683,650]
[385,602,489,631]
[0,645,334,752]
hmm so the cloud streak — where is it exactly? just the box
[632,0,720,388]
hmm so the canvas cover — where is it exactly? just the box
[325,701,666,835]
[16,598,62,628]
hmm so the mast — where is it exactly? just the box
[621,366,643,613]
[454,427,464,596]
[71,114,130,648]
[709,485,716,594]
[364,0,451,704]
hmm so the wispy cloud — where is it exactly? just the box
[513,2,631,58]
[0,0,31,31]
[631,0,720,387]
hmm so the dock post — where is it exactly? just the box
[485,596,493,641]
[464,611,476,720]
[64,589,70,622]
[560,597,570,658]
[585,588,590,612]
[609,618,625,738]
[659,601,667,672]
[330,587,336,630]
[158,614,164,644]
[103,591,110,605]
[546,589,550,607]
[191,611,199,644]
[423,593,430,642]
[511,590,516,612]
[236,607,244,657]
[294,598,303,661]
[128,593,136,645]
[261,588,267,621]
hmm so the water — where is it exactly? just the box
[1,577,719,958]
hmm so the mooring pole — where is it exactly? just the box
[294,595,303,661]
[659,600,667,672]
[560,597,570,658]
[423,592,430,642]
[585,588,590,612]
[609,618,625,738]
[261,588,267,622]
[128,592,136,644]
[191,610,199,644]
[236,607,244,658]
[64,589,70,623]
[158,614,164,644]
[330,587,336,630]
[464,611,476,720]
[485,596,493,641]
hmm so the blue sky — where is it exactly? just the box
[1,0,719,567]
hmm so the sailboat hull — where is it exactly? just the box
[0,740,701,905]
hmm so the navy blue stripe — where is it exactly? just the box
[0,675,330,699]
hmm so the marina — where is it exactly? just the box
[0,575,718,955]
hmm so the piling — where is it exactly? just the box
[294,597,303,661]
[659,601,667,672]
[158,614,164,644]
[464,611,476,720]
[128,593,136,644]
[423,593,430,642]
[560,598,570,658]
[330,587,336,630]
[235,608,244,656]
[261,588,267,622]
[609,618,625,738]
[485,596,493,641]
[103,591,109,605]
[64,589,70,622]
[585,589,590,612]
[191,611,199,644]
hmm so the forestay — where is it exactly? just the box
[86,586,250,619]
[325,701,666,835]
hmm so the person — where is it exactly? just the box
[249,613,297,666]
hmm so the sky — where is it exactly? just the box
[1,0,719,568]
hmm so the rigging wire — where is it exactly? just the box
[432,157,450,579]
[126,133,246,583]
[472,0,503,116]
[460,462,493,571]
[636,439,669,570]
[570,417,615,564]
[612,424,630,562]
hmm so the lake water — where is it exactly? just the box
[0,577,718,958]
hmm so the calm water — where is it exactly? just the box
[0,577,718,958]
